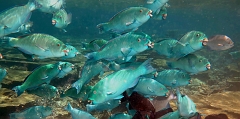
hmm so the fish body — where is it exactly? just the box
[133,77,168,97]
[36,0,65,13]
[72,60,109,94]
[109,61,142,71]
[153,3,169,20]
[56,61,74,78]
[6,33,69,60]
[86,99,120,112]
[65,103,96,119]
[0,0,39,37]
[18,21,33,34]
[144,0,169,20]
[27,84,58,99]
[61,44,79,59]
[81,39,108,52]
[167,54,211,75]
[12,62,62,96]
[52,9,72,31]
[85,32,153,62]
[97,7,152,34]
[154,69,191,88]
[88,59,155,104]
[9,106,52,119]
[176,89,197,118]
[206,35,234,50]
[153,38,178,58]
[109,113,132,119]
[160,111,180,119]
[60,85,92,101]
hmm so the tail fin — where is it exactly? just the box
[27,0,42,11]
[72,80,83,94]
[1,37,17,47]
[86,104,95,112]
[84,52,98,61]
[12,86,24,96]
[96,23,109,34]
[136,58,156,75]
[65,102,73,112]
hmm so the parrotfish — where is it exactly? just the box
[0,68,7,89]
[86,99,120,112]
[144,0,169,19]
[97,7,152,34]
[206,35,234,51]
[56,61,74,78]
[154,69,191,88]
[61,44,79,59]
[85,32,153,62]
[12,62,62,96]
[27,84,58,99]
[60,85,92,101]
[9,106,52,119]
[3,33,70,60]
[152,3,169,20]
[36,0,65,14]
[0,0,40,37]
[52,9,72,32]
[167,54,211,75]
[109,113,132,119]
[88,58,156,104]
[65,103,96,119]
[81,39,108,52]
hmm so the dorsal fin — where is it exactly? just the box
[17,34,32,39]
[109,7,130,21]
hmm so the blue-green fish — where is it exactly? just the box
[60,85,92,101]
[97,7,152,34]
[52,9,72,32]
[154,69,191,88]
[176,89,197,118]
[167,54,211,75]
[88,58,156,104]
[72,60,109,94]
[56,62,74,78]
[12,62,62,96]
[86,99,120,112]
[132,77,168,97]
[4,33,70,60]
[61,44,80,59]
[82,39,108,52]
[9,106,52,119]
[109,113,132,119]
[85,32,153,62]
[160,111,180,119]
[0,68,7,88]
[152,3,169,20]
[27,84,58,99]
[144,0,168,20]
[36,0,65,14]
[65,103,96,119]
[0,0,40,37]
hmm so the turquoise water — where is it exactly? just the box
[0,0,240,119]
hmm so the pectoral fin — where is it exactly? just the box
[125,19,136,26]
[121,48,132,56]
[93,43,101,51]
[147,86,154,93]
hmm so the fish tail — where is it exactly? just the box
[86,104,95,112]
[12,86,24,96]
[27,0,42,11]
[84,52,98,61]
[65,102,73,112]
[72,80,83,94]
[96,23,109,34]
[137,58,156,75]
[81,42,89,50]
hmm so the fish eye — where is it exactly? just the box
[70,48,73,50]
[57,43,60,46]
[140,9,143,13]
[138,38,141,42]
[199,60,202,62]
[196,33,200,37]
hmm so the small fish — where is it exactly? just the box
[27,84,58,99]
[72,60,109,94]
[153,3,169,20]
[52,9,72,32]
[109,113,132,119]
[36,0,65,14]
[150,92,176,112]
[81,39,108,52]
[60,85,92,101]
[18,21,33,34]
[12,62,62,96]
[9,106,52,119]
[88,58,155,104]
[61,44,80,59]
[56,62,74,78]
[167,54,211,75]
[3,33,70,60]
[86,99,120,112]
[85,32,153,62]
[176,89,197,118]
[0,68,7,89]
[154,69,191,88]
[132,77,169,97]
[65,103,96,119]
[206,35,234,50]
[0,0,41,37]
[144,0,169,16]
[97,7,152,34]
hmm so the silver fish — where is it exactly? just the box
[206,35,234,50]
[52,9,72,32]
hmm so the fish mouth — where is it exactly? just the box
[52,20,56,25]
[147,42,154,48]
[200,38,208,46]
[71,64,75,69]
[162,14,167,20]
[63,49,70,56]
[148,10,153,17]
[206,64,211,70]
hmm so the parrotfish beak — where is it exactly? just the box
[63,49,69,56]
[147,42,154,48]
[162,14,167,20]
[148,10,153,17]
[52,20,56,25]
[201,38,208,46]
[206,64,211,70]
